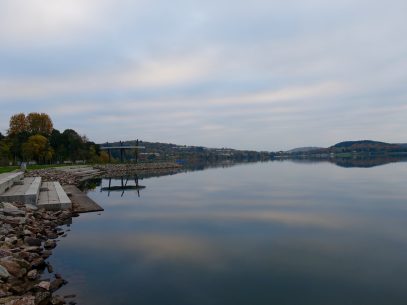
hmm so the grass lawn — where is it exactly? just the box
[0,166,19,174]
[0,163,91,174]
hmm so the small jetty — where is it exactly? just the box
[63,185,103,213]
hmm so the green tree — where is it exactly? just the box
[9,131,30,163]
[0,140,12,165]
[22,134,54,163]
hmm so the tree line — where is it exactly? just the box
[0,113,108,165]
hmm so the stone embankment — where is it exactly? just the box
[0,202,76,305]
[27,163,181,184]
[95,162,181,178]
[25,170,80,187]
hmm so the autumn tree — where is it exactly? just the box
[22,134,54,163]
[8,113,28,135]
[26,113,53,136]
[99,151,110,163]
[5,113,102,164]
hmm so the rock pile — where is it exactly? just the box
[25,170,80,186]
[0,202,76,305]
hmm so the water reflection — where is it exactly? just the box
[285,155,407,168]
[100,176,146,197]
[49,160,407,305]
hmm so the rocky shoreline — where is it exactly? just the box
[25,170,81,186]
[2,162,182,304]
[0,202,76,305]
[94,162,181,178]
[26,162,181,183]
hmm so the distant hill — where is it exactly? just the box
[280,140,407,157]
[328,140,403,153]
[287,147,324,153]
[100,140,273,162]
[331,140,393,148]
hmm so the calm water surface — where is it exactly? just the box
[50,161,407,305]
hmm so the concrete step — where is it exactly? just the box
[37,182,72,211]
[0,172,24,194]
[0,177,42,205]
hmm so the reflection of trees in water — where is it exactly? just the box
[80,178,103,191]
[331,157,407,168]
[288,156,407,168]
[81,160,262,194]
[81,157,406,194]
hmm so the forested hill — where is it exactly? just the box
[329,140,404,152]
[331,140,395,148]
[287,140,407,155]
[102,140,272,162]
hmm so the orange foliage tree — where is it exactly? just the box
[8,112,53,136]
[26,113,53,136]
[8,113,28,135]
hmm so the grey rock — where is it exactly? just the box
[0,264,10,279]
[24,204,38,211]
[44,240,56,250]
[51,295,66,305]
[50,278,66,292]
[0,202,18,210]
[26,269,38,280]
[4,295,35,305]
[35,291,51,305]
[24,237,42,247]
[37,281,50,291]
[1,208,25,217]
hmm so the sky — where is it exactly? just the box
[0,0,406,151]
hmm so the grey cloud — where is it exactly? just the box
[0,0,406,149]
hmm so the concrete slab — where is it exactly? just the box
[54,181,72,209]
[0,172,24,194]
[37,181,72,211]
[0,177,41,205]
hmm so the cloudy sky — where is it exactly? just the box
[1,0,406,150]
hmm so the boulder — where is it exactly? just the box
[0,259,25,278]
[1,208,25,217]
[34,291,51,305]
[2,295,35,305]
[0,202,18,210]
[44,240,56,250]
[50,295,66,305]
[26,269,38,280]
[0,264,10,279]
[24,237,42,247]
[50,278,66,292]
[24,205,38,211]
[36,281,50,291]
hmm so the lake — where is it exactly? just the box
[49,160,407,305]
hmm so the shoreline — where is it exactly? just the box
[0,202,76,305]
[1,162,181,304]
